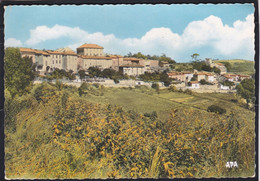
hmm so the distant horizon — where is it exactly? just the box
[5,4,255,62]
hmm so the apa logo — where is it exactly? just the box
[226,161,238,168]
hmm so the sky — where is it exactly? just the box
[4,4,255,62]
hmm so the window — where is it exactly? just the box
[56,60,58,64]
[56,55,58,58]
[59,60,61,64]
[52,60,54,64]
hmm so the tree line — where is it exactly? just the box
[125,52,176,64]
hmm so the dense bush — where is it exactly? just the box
[168,85,177,92]
[207,105,226,114]
[199,79,208,85]
[34,83,57,103]
[184,89,193,95]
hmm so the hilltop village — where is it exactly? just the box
[19,43,252,92]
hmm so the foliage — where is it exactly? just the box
[87,67,128,83]
[199,79,208,85]
[190,77,197,81]
[78,82,104,97]
[34,82,57,103]
[139,72,172,87]
[78,69,86,80]
[236,79,255,107]
[184,89,193,95]
[223,80,235,88]
[207,105,226,114]
[168,85,177,92]
[191,53,199,61]
[152,83,160,94]
[4,83,255,179]
[215,60,254,74]
[125,52,176,64]
[46,68,76,80]
[212,67,221,74]
[4,48,35,98]
[221,62,231,72]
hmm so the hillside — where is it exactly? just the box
[5,83,255,179]
[214,59,255,74]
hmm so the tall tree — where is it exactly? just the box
[236,78,255,108]
[191,53,200,61]
[78,69,86,80]
[5,48,35,98]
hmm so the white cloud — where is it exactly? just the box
[5,38,22,47]
[23,14,254,61]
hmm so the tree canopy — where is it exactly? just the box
[236,78,255,107]
[125,52,176,64]
[191,53,200,61]
[5,48,35,98]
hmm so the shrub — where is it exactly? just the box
[168,85,177,92]
[207,105,226,114]
[92,83,100,88]
[184,89,193,95]
[199,79,208,85]
[152,83,160,94]
[34,83,57,103]
[78,82,90,96]
[178,88,183,92]
[230,99,238,103]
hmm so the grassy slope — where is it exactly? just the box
[77,87,255,124]
[214,59,255,74]
[5,84,256,178]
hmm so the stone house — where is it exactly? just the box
[167,72,186,82]
[20,48,36,63]
[80,55,113,71]
[205,58,227,74]
[188,81,200,89]
[76,43,104,56]
[119,65,145,76]
[110,55,124,71]
[194,72,207,81]
[205,73,216,83]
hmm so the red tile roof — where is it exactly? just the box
[216,63,224,66]
[19,48,35,53]
[46,50,64,55]
[190,81,199,84]
[77,44,103,49]
[63,51,77,55]
[123,57,142,61]
[80,55,112,60]
[34,50,49,55]
[120,64,144,68]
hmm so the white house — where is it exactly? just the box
[220,84,230,90]
[188,81,200,89]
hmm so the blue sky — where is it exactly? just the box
[4,4,255,62]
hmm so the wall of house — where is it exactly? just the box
[64,55,78,72]
[121,67,144,76]
[83,58,113,70]
[83,48,104,56]
[21,52,35,63]
[49,54,63,70]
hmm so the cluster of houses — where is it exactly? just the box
[19,44,169,77]
[19,43,252,90]
[167,70,251,89]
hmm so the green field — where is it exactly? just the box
[214,59,255,75]
[76,86,254,122]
